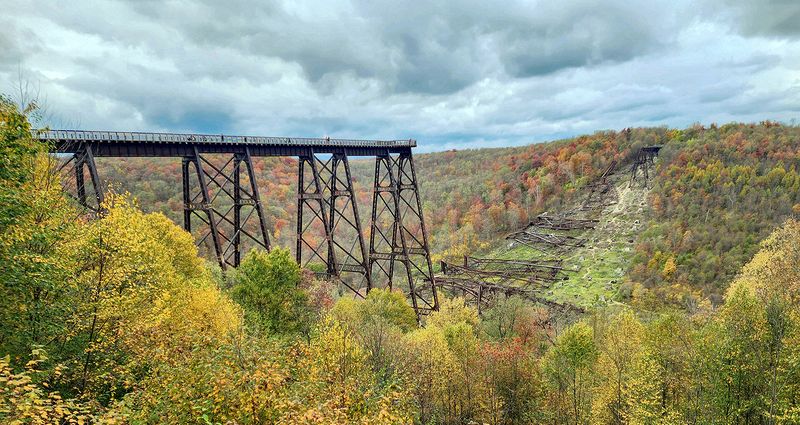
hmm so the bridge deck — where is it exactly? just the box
[38,130,415,157]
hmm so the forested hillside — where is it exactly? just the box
[395,131,637,257]
[631,123,800,305]
[99,123,800,306]
[4,99,800,423]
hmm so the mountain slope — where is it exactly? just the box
[96,123,800,306]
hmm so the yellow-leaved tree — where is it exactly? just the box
[591,309,645,423]
[62,193,242,400]
[715,219,800,423]
[284,317,413,425]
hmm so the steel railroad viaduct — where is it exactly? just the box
[38,130,438,317]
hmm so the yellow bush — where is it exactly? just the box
[64,193,243,394]
[0,353,93,424]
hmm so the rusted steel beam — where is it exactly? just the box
[581,183,618,211]
[598,160,617,184]
[580,160,619,211]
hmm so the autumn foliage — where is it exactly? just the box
[4,98,800,423]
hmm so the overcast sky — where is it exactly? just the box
[2,0,799,151]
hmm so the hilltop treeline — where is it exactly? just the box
[4,99,800,423]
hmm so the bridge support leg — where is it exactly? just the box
[75,158,85,206]
[188,147,225,269]
[243,147,272,258]
[325,153,372,293]
[296,153,338,279]
[182,158,192,233]
[73,143,104,213]
[183,148,270,270]
[234,155,242,267]
[368,151,438,319]
[296,152,372,296]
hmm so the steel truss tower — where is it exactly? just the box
[182,146,271,270]
[368,152,439,318]
[629,145,662,189]
[296,151,372,296]
[69,143,105,212]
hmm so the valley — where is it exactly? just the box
[4,1,800,421]
[4,110,800,423]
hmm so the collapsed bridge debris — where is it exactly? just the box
[438,141,659,317]
[527,214,598,231]
[505,231,587,251]
[434,256,582,314]
[505,212,597,253]
[465,256,564,277]
[463,158,622,315]
[435,273,583,315]
[581,160,618,211]
[448,256,567,284]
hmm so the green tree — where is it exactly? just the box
[482,338,543,424]
[480,295,534,341]
[230,248,311,337]
[592,309,645,423]
[542,322,598,424]
[707,219,800,423]
[626,313,696,423]
[426,296,479,331]
[0,97,76,369]
[400,324,459,424]
[0,95,43,228]
[331,288,416,380]
[0,350,93,424]
[61,194,242,401]
[429,300,486,424]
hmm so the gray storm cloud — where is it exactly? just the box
[718,0,800,37]
[1,0,799,150]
